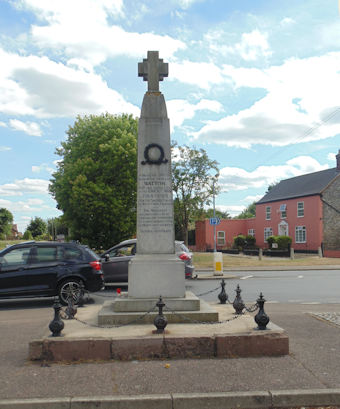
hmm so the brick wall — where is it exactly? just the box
[322,174,340,256]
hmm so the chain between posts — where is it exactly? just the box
[196,286,221,297]
[72,304,158,329]
[163,305,241,325]
[50,281,269,336]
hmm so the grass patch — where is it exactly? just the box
[193,252,340,269]
[0,240,29,250]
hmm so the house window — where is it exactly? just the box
[248,229,255,237]
[217,231,225,246]
[280,203,287,218]
[265,206,271,220]
[297,202,304,217]
[295,226,306,243]
[264,227,273,242]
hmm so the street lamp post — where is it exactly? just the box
[213,180,216,253]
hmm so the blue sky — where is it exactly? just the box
[0,0,340,233]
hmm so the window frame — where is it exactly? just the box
[280,204,287,219]
[217,231,226,246]
[264,227,273,242]
[265,206,271,220]
[295,226,306,243]
[297,201,304,218]
[248,229,255,237]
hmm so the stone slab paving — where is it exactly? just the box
[311,312,340,327]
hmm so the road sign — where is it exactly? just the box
[209,217,221,225]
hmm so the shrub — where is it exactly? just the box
[266,235,292,250]
[245,234,256,247]
[233,234,246,249]
[276,235,292,250]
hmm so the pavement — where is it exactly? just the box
[1,270,340,408]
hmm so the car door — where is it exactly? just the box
[101,243,136,283]
[25,245,62,295]
[0,246,35,296]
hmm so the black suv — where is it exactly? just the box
[0,241,104,304]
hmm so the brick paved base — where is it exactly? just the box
[29,330,288,362]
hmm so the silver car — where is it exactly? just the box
[100,239,195,283]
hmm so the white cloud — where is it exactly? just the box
[0,198,46,213]
[170,60,225,90]
[206,29,272,61]
[229,30,272,61]
[167,98,223,131]
[0,146,11,151]
[280,17,296,26]
[32,163,55,174]
[9,119,42,136]
[0,121,6,127]
[219,155,328,192]
[0,48,139,118]
[15,0,185,67]
[243,195,263,203]
[177,0,203,9]
[0,178,50,196]
[193,53,340,147]
[215,204,245,217]
[327,152,336,162]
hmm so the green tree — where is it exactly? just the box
[235,202,256,219]
[23,230,33,240]
[0,208,14,239]
[26,217,47,238]
[49,113,138,249]
[47,216,69,240]
[196,208,231,220]
[266,182,279,193]
[172,143,219,245]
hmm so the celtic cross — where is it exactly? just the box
[138,51,168,92]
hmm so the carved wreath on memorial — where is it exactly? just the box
[141,143,168,165]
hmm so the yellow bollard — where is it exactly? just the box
[213,252,223,276]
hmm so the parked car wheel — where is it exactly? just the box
[58,279,83,305]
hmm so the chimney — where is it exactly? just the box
[337,149,340,171]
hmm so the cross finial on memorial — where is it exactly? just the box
[138,51,168,92]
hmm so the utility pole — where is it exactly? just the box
[213,180,216,253]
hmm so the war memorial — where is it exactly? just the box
[29,51,288,362]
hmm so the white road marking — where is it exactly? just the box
[266,300,279,303]
[297,275,304,279]
[301,302,321,305]
[240,275,253,280]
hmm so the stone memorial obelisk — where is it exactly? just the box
[128,51,185,298]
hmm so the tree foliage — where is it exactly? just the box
[49,113,138,249]
[196,208,231,220]
[47,216,69,240]
[26,217,47,238]
[0,208,13,239]
[266,182,279,193]
[23,230,33,240]
[172,143,219,244]
[235,201,256,219]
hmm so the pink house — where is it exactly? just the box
[195,150,340,257]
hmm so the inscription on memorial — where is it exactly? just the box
[138,175,173,234]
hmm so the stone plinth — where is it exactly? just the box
[128,254,185,298]
[98,291,218,325]
[98,299,218,325]
[113,291,200,312]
